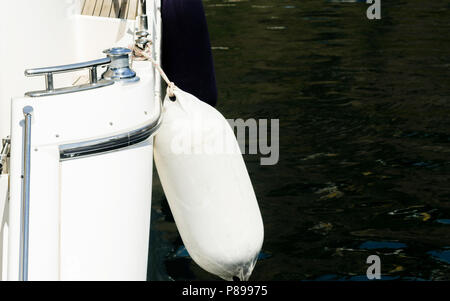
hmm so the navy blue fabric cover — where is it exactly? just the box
[161,0,218,107]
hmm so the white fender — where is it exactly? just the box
[154,88,264,281]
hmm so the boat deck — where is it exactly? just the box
[81,0,140,20]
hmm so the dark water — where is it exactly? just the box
[149,0,450,281]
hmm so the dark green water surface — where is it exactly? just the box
[149,0,450,280]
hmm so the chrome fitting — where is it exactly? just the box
[102,47,140,83]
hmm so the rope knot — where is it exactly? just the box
[167,82,176,98]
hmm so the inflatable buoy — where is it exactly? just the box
[154,88,264,281]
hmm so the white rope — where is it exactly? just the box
[132,45,176,97]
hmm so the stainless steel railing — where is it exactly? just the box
[24,58,113,97]
[19,106,33,281]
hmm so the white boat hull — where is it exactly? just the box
[0,0,162,281]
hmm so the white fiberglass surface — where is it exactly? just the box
[0,0,82,138]
[0,0,162,280]
[59,141,153,281]
[5,72,158,279]
[0,0,136,139]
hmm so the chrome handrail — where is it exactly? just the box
[19,106,33,281]
[24,58,114,98]
[24,58,111,77]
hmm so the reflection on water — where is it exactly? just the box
[149,0,450,280]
